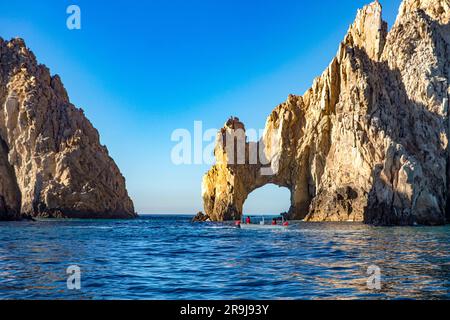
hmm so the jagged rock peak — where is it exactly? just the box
[0,37,136,220]
[345,0,388,61]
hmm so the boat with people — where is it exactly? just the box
[236,215,290,230]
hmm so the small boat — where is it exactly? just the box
[236,216,290,230]
[239,223,288,230]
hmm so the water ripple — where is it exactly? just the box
[0,216,449,300]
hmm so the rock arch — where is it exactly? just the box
[202,0,450,225]
[202,113,313,221]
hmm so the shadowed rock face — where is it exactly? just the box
[0,38,136,220]
[202,0,450,225]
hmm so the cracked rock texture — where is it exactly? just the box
[202,0,450,225]
[0,37,136,220]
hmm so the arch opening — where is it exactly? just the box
[243,184,291,216]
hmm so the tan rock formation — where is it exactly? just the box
[0,38,136,220]
[202,0,450,225]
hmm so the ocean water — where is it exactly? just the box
[0,215,448,300]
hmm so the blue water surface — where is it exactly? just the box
[0,215,448,300]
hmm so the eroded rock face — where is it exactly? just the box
[0,38,136,220]
[202,0,450,225]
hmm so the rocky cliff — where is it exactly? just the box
[202,0,450,225]
[0,38,136,220]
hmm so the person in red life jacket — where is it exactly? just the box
[283,221,289,227]
[245,216,251,224]
[272,218,277,225]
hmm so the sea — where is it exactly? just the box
[0,215,448,300]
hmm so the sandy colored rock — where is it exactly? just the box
[202,0,450,225]
[0,37,136,220]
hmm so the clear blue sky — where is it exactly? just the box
[0,0,402,214]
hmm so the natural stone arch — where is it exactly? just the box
[202,114,313,221]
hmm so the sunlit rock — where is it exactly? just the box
[202,0,450,225]
[0,37,136,220]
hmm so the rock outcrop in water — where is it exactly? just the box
[192,211,210,222]
[202,0,450,225]
[0,38,136,220]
